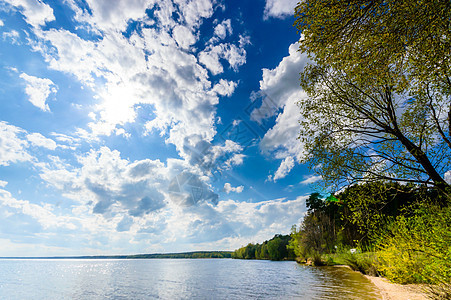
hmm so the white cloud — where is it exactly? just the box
[10,0,249,172]
[445,171,451,184]
[0,188,75,230]
[0,180,7,188]
[212,79,238,97]
[0,0,302,254]
[272,156,295,181]
[223,182,244,194]
[27,133,57,150]
[198,43,247,75]
[224,153,245,169]
[2,30,20,44]
[0,121,32,166]
[263,0,298,20]
[5,0,55,27]
[0,19,3,26]
[252,43,310,178]
[198,44,225,75]
[300,174,322,185]
[68,0,152,32]
[19,73,57,112]
[213,19,232,40]
[173,25,196,49]
[39,147,169,217]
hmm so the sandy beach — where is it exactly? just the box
[365,275,428,300]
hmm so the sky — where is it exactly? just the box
[0,0,320,256]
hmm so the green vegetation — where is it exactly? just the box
[126,251,233,259]
[376,205,451,285]
[287,184,451,298]
[232,234,295,261]
[233,182,450,297]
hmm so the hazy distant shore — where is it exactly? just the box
[0,251,233,260]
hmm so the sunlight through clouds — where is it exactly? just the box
[0,0,307,255]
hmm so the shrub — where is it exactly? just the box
[376,205,451,284]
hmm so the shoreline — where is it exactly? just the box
[331,265,428,300]
[365,274,428,300]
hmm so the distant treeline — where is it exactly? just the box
[1,251,233,259]
[232,234,295,261]
[127,251,232,259]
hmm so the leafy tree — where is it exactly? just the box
[294,0,451,198]
[337,181,419,246]
[306,192,325,212]
[244,243,257,259]
[232,235,294,261]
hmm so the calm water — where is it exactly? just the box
[0,259,381,299]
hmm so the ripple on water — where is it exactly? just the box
[0,259,381,299]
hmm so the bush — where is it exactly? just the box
[376,205,451,284]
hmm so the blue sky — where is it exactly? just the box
[0,0,320,256]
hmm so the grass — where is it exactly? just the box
[322,251,379,276]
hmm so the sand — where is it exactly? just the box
[365,275,429,300]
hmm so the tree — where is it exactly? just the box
[295,0,451,198]
[337,181,418,245]
[306,192,325,211]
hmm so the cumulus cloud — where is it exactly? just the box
[0,121,32,166]
[2,30,20,44]
[181,136,244,175]
[0,188,75,230]
[213,19,232,40]
[0,0,308,254]
[5,0,55,27]
[19,73,57,112]
[272,156,295,181]
[252,43,310,179]
[168,172,219,206]
[13,0,248,170]
[198,43,246,75]
[172,25,196,49]
[40,147,168,218]
[72,0,151,31]
[158,195,307,248]
[263,0,298,20]
[212,79,237,97]
[27,133,57,150]
[300,174,322,185]
[223,182,244,194]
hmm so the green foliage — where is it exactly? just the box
[289,193,345,261]
[306,192,325,211]
[294,0,451,194]
[126,251,233,259]
[342,252,379,277]
[289,182,450,285]
[376,205,451,284]
[232,234,294,261]
[338,181,418,245]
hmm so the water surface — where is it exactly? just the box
[0,259,381,299]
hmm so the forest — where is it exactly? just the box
[233,182,450,296]
[232,234,294,261]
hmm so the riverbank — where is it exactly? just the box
[331,265,428,300]
[365,275,427,300]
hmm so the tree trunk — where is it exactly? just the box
[394,130,450,201]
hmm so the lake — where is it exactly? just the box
[0,259,381,299]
